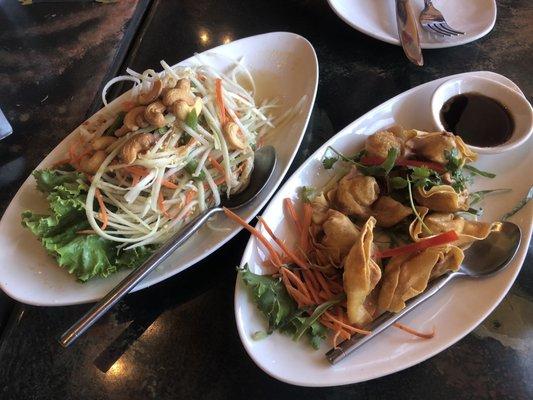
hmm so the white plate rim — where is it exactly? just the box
[234,70,532,387]
[0,31,319,306]
[326,0,497,49]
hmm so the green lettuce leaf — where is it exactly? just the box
[239,264,331,349]
[33,169,87,193]
[22,169,153,282]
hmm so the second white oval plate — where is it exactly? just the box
[328,0,497,49]
[234,71,532,387]
[0,32,318,306]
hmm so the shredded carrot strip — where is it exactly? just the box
[158,191,172,219]
[208,155,225,176]
[326,278,344,293]
[332,329,342,348]
[214,175,226,186]
[124,165,149,177]
[320,319,351,341]
[222,207,283,268]
[303,269,320,292]
[185,190,197,204]
[393,322,435,339]
[323,311,371,335]
[313,270,334,299]
[131,174,140,187]
[280,268,313,302]
[258,217,308,269]
[283,198,302,233]
[69,147,92,170]
[94,188,108,230]
[286,286,313,308]
[161,179,178,189]
[215,78,226,125]
[302,270,321,303]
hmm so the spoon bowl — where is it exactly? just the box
[459,221,521,277]
[223,146,277,209]
[326,221,522,364]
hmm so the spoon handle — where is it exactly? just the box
[326,272,457,364]
[59,206,222,347]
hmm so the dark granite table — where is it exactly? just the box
[0,1,531,399]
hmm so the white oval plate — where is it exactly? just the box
[328,0,496,49]
[0,32,318,306]
[234,71,532,387]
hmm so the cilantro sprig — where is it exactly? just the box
[321,146,398,178]
[239,264,336,349]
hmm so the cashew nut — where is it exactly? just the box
[144,101,167,128]
[223,122,247,150]
[138,79,163,105]
[124,106,147,131]
[171,97,203,121]
[171,100,190,121]
[136,114,149,129]
[176,78,190,90]
[91,136,116,151]
[79,150,107,174]
[162,87,194,107]
[114,125,130,137]
[120,133,156,164]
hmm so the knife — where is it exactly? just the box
[0,107,13,140]
[395,0,424,66]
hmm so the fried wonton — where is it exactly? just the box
[343,217,381,325]
[409,207,502,249]
[405,130,477,164]
[378,245,464,313]
[334,169,379,218]
[414,185,469,212]
[310,192,330,225]
[364,128,416,159]
[313,209,360,266]
[372,196,412,227]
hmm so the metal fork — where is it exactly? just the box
[419,0,465,36]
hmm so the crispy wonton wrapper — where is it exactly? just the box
[334,169,379,218]
[372,196,412,227]
[343,217,382,325]
[378,245,464,313]
[364,127,417,159]
[409,207,502,249]
[405,130,477,164]
[310,192,330,225]
[414,185,469,213]
[312,209,360,266]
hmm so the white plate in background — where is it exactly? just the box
[328,0,497,49]
[234,71,532,386]
[0,32,318,306]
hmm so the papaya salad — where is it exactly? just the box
[22,57,298,282]
[233,128,502,349]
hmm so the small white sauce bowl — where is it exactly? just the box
[431,75,533,154]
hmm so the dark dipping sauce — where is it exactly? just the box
[440,92,514,147]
